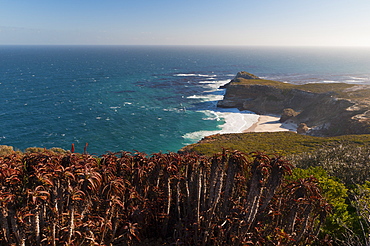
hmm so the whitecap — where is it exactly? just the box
[198,74,217,77]
[199,110,221,121]
[163,108,176,112]
[163,107,185,112]
[348,76,368,80]
[199,79,229,90]
[344,79,361,83]
[174,73,198,77]
[183,130,220,143]
[182,109,259,144]
[174,73,217,78]
[344,77,369,84]
[307,81,337,84]
[187,94,224,102]
[187,95,206,99]
[323,80,338,83]
[185,79,229,104]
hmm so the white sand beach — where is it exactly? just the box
[244,115,297,133]
[183,111,297,146]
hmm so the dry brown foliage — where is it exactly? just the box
[0,150,330,245]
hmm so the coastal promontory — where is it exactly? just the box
[217,71,370,136]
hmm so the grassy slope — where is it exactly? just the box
[181,131,370,156]
[232,78,370,100]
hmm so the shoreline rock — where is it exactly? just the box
[279,108,300,123]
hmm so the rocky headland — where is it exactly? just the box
[217,71,370,136]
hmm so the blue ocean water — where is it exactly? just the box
[1,45,370,154]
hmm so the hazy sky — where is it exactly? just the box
[1,0,370,46]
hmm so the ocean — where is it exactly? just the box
[1,45,370,155]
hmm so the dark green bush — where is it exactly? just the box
[291,142,370,186]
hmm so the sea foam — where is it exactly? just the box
[174,73,217,77]
[182,109,259,144]
[182,76,259,145]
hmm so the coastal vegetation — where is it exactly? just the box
[2,134,370,245]
[290,143,370,245]
[180,131,370,156]
[2,129,370,246]
[1,147,330,245]
[227,72,369,101]
[181,131,370,245]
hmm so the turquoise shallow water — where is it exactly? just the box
[1,45,370,154]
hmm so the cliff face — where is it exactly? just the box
[217,72,370,136]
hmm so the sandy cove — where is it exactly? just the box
[244,115,297,133]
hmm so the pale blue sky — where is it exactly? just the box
[1,0,370,46]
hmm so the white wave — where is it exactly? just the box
[187,94,224,102]
[183,130,221,142]
[344,77,369,84]
[182,75,257,145]
[163,107,186,112]
[307,80,337,84]
[174,73,198,77]
[174,73,217,77]
[199,79,230,90]
[186,79,229,103]
[187,95,205,99]
[322,80,339,83]
[198,74,217,77]
[308,78,370,84]
[183,109,259,144]
[349,76,368,80]
[201,110,221,121]
[344,79,362,83]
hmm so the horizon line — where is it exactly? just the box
[1,44,370,48]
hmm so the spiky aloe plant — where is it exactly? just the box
[0,149,330,245]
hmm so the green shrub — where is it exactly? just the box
[291,142,370,185]
[290,143,370,245]
[289,167,350,240]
